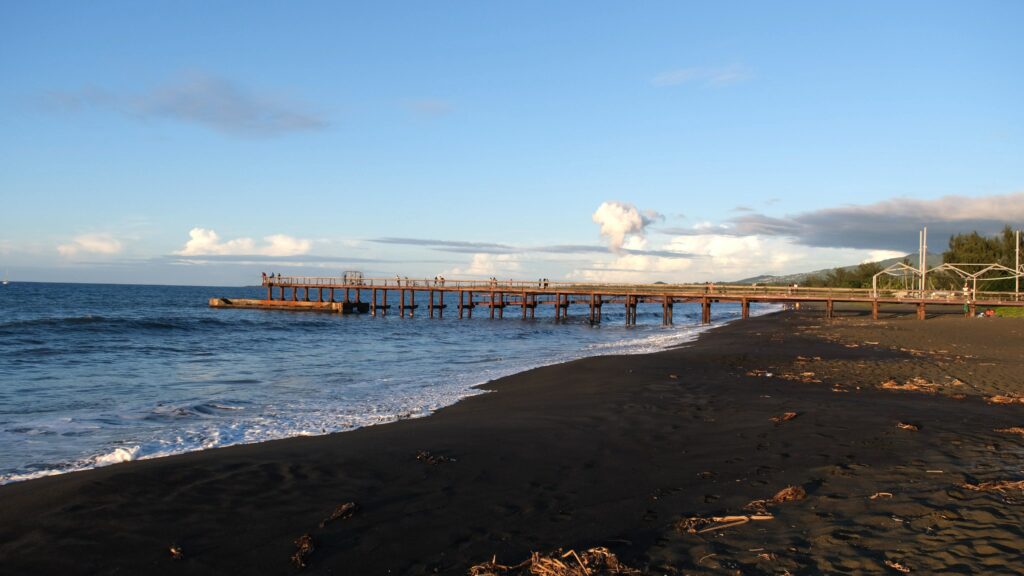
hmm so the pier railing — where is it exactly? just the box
[259,275,1021,303]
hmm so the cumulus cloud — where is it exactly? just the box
[49,73,328,138]
[592,201,664,253]
[665,193,1024,252]
[176,228,311,257]
[57,233,123,257]
[651,64,751,87]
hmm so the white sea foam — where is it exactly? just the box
[0,297,783,485]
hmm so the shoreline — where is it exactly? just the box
[1,307,1022,574]
[0,304,768,486]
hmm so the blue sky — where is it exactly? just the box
[1,1,1022,285]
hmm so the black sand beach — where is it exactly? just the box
[1,309,1022,575]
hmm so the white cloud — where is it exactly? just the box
[57,233,123,257]
[592,201,663,253]
[175,228,311,257]
[445,253,522,277]
[863,250,907,264]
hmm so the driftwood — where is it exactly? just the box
[416,450,457,465]
[291,534,314,569]
[319,501,358,528]
[681,485,805,534]
[995,427,1024,435]
[880,378,938,393]
[771,412,799,423]
[745,485,806,514]
[896,422,919,431]
[961,480,1024,492]
[885,559,912,573]
[468,547,640,576]
[870,492,894,500]
[676,514,775,534]
[987,395,1024,405]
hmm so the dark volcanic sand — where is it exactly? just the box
[1,309,1022,575]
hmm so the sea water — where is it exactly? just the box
[0,282,774,483]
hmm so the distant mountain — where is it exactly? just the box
[733,252,944,285]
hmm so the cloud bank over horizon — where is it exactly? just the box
[176,228,312,257]
[663,193,1024,252]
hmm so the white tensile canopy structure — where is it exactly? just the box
[872,228,1023,300]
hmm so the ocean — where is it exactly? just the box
[0,282,774,483]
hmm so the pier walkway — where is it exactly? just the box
[209,276,1024,324]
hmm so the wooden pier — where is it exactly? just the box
[209,275,1024,325]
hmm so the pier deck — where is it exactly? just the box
[210,276,1024,324]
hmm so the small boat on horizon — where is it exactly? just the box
[2,270,8,285]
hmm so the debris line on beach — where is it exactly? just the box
[995,426,1024,435]
[468,547,640,575]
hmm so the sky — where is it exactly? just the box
[1,1,1022,285]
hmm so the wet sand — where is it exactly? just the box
[1,308,1022,575]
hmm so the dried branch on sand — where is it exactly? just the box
[771,412,799,423]
[416,450,457,465]
[885,559,912,573]
[880,378,938,393]
[468,547,640,576]
[319,501,358,528]
[960,480,1024,492]
[995,427,1024,435]
[291,534,314,569]
[987,395,1024,405]
[896,422,919,431]
[681,485,805,534]
[676,514,775,534]
[745,485,807,514]
[869,492,894,499]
